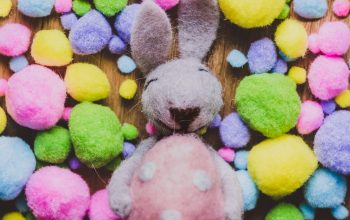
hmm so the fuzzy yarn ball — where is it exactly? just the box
[31,30,73,67]
[247,38,277,74]
[0,137,36,201]
[18,0,54,17]
[226,49,247,68]
[234,151,248,170]
[93,0,127,17]
[117,55,137,74]
[314,111,350,174]
[218,0,285,28]
[2,212,25,220]
[235,74,301,138]
[9,56,28,73]
[0,23,31,57]
[34,126,71,164]
[333,0,350,17]
[60,13,78,30]
[335,90,350,108]
[218,147,235,162]
[72,0,91,16]
[114,4,141,43]
[89,190,121,220]
[293,0,328,19]
[55,0,72,13]
[288,66,306,84]
[248,135,318,198]
[275,19,308,59]
[308,55,349,100]
[0,107,7,134]
[271,59,288,74]
[0,0,12,17]
[68,157,81,170]
[6,65,66,130]
[297,101,324,135]
[109,35,127,54]
[69,102,124,168]
[65,63,110,102]
[143,0,179,10]
[266,203,304,220]
[119,79,138,100]
[219,112,250,149]
[69,10,112,55]
[25,166,90,220]
[320,100,337,115]
[121,123,139,140]
[236,170,259,211]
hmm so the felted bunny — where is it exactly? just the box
[108,0,243,219]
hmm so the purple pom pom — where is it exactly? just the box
[320,100,337,115]
[60,13,78,31]
[248,38,277,74]
[69,157,81,170]
[209,114,222,128]
[272,59,288,74]
[109,35,127,54]
[122,142,136,159]
[114,4,141,43]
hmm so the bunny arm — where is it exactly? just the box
[107,137,157,218]
[209,148,244,220]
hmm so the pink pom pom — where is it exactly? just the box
[333,0,350,17]
[308,55,350,100]
[0,23,31,57]
[218,147,235,162]
[143,0,179,10]
[308,34,320,54]
[0,79,8,97]
[89,189,121,220]
[146,122,157,135]
[297,101,324,135]
[25,166,90,220]
[55,0,72,13]
[62,107,72,121]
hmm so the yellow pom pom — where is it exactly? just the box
[219,0,285,28]
[335,89,350,108]
[248,135,317,198]
[0,0,12,17]
[275,19,308,59]
[288,66,306,84]
[0,107,7,134]
[65,63,110,102]
[2,212,25,220]
[31,30,73,67]
[119,79,138,100]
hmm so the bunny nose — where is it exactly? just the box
[170,107,200,131]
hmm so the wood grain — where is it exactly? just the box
[1,0,349,219]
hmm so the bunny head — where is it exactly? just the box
[132,0,223,134]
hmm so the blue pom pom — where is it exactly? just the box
[15,195,29,213]
[109,35,127,54]
[69,10,112,55]
[299,202,315,220]
[332,205,349,220]
[60,13,78,31]
[236,170,259,211]
[115,4,141,43]
[293,0,328,19]
[122,142,136,159]
[0,137,36,200]
[18,0,55,17]
[226,49,247,68]
[117,55,137,74]
[9,56,28,73]
[320,100,336,115]
[304,168,347,208]
[248,38,277,74]
[271,59,288,74]
[219,113,250,149]
[209,114,222,128]
[234,150,248,170]
[279,50,296,62]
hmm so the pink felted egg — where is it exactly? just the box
[143,0,179,10]
[25,166,90,220]
[297,101,324,135]
[89,189,121,220]
[6,65,66,130]
[55,0,72,13]
[0,23,31,56]
[333,0,350,17]
[308,55,349,100]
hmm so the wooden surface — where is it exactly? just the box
[1,0,349,219]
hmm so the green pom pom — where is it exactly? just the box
[277,4,290,20]
[73,0,91,16]
[34,126,71,164]
[122,123,139,140]
[266,203,304,220]
[69,102,123,168]
[235,73,301,138]
[105,156,122,171]
[93,0,127,17]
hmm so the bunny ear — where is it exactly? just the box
[178,0,220,60]
[131,1,173,73]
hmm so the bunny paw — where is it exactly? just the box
[110,192,133,218]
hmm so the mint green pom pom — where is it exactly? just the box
[93,0,127,17]
[122,123,139,140]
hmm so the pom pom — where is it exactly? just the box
[117,55,137,74]
[266,203,304,220]
[219,112,250,149]
[55,0,72,13]
[25,166,90,220]
[6,65,66,130]
[72,0,91,16]
[235,74,301,138]
[218,147,235,162]
[332,205,349,220]
[122,142,136,159]
[0,137,36,200]
[333,0,350,17]
[18,0,54,17]
[248,135,317,198]
[288,66,307,84]
[320,100,337,115]
[308,55,349,100]
[0,23,31,57]
[299,203,315,220]
[271,59,288,74]
[143,0,179,10]
[2,212,25,220]
[31,30,73,67]
[236,170,259,211]
[234,150,248,170]
[119,79,138,100]
[89,189,121,220]
[69,10,112,55]
[226,49,247,68]
[218,0,285,28]
[275,19,308,59]
[34,126,72,164]
[109,35,127,54]
[314,111,350,174]
[9,56,28,73]
[247,38,277,74]
[121,123,139,140]
[335,90,350,108]
[62,107,72,121]
[60,13,78,30]
[297,101,324,135]
[293,0,328,19]
[304,168,346,208]
[68,157,81,170]
[69,102,123,168]
[0,0,12,18]
[114,4,141,43]
[93,0,127,17]
[146,122,157,135]
[65,63,110,102]
[0,79,8,97]
[209,114,222,128]
[308,33,320,54]
[0,107,7,134]
[277,4,290,20]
